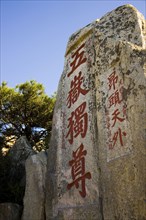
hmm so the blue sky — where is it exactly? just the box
[1,0,145,96]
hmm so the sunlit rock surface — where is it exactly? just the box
[45,4,146,220]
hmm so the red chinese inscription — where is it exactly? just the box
[66,102,88,144]
[111,108,125,127]
[65,41,91,197]
[108,68,118,90]
[67,43,87,77]
[108,89,122,108]
[67,71,89,108]
[105,68,128,150]
[67,143,91,197]
[112,127,127,148]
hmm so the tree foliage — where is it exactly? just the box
[0,80,56,204]
[0,80,56,151]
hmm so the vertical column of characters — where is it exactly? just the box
[106,68,127,150]
[65,43,92,197]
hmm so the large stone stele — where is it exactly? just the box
[45,4,146,220]
[45,17,101,220]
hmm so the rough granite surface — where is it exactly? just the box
[45,4,146,220]
[21,152,47,220]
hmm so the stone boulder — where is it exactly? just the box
[21,151,47,220]
[9,136,35,162]
[8,136,35,204]
[0,203,22,220]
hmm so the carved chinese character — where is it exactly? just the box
[108,68,118,90]
[67,71,89,108]
[67,143,91,197]
[108,89,122,108]
[112,127,127,147]
[111,108,125,127]
[66,102,88,144]
[67,43,87,77]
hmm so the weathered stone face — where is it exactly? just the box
[93,4,146,220]
[45,4,146,220]
[45,21,101,220]
[22,152,47,220]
